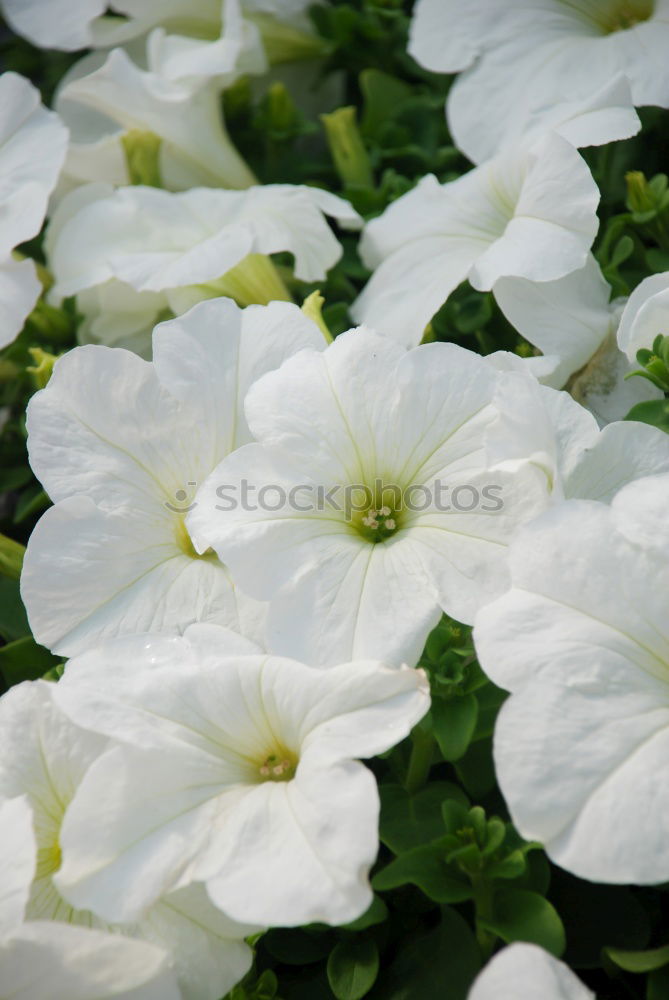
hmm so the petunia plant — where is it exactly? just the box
[2,1,669,999]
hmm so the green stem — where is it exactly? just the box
[404,727,435,795]
[471,873,496,961]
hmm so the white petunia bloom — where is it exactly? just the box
[474,473,669,884]
[485,371,669,502]
[0,72,68,349]
[188,327,549,667]
[617,270,669,361]
[46,181,360,309]
[0,0,105,51]
[52,624,431,927]
[494,256,663,424]
[351,131,600,348]
[55,48,256,193]
[409,0,669,164]
[468,943,593,1000]
[0,680,255,1000]
[21,296,324,656]
[0,0,324,76]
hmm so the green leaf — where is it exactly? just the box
[327,938,379,1000]
[605,944,669,973]
[624,399,669,433]
[480,888,566,957]
[0,577,30,641]
[378,782,468,854]
[609,234,635,269]
[0,532,24,579]
[431,693,478,762]
[342,895,388,931]
[372,841,472,903]
[0,635,60,687]
[13,486,50,524]
[360,69,413,137]
[369,908,480,1000]
[454,737,497,799]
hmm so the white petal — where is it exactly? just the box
[137,883,256,1000]
[617,271,669,360]
[0,72,68,256]
[468,943,593,1000]
[205,758,378,926]
[470,134,599,291]
[474,492,669,882]
[152,297,325,453]
[493,255,614,388]
[0,922,179,999]
[564,421,669,501]
[26,344,200,508]
[21,497,254,657]
[0,0,105,49]
[446,6,669,164]
[56,743,225,921]
[0,256,41,350]
[56,49,255,191]
[0,796,36,938]
[408,0,487,74]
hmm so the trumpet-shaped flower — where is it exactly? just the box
[188,327,550,667]
[351,131,600,348]
[474,473,669,883]
[1,0,324,77]
[0,769,177,998]
[617,270,669,360]
[409,0,669,164]
[46,181,360,307]
[485,371,669,502]
[468,943,593,1000]
[52,624,431,927]
[0,681,255,1000]
[21,297,324,656]
[0,72,68,348]
[55,48,256,193]
[494,256,662,423]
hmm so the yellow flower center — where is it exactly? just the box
[258,750,298,783]
[572,0,655,33]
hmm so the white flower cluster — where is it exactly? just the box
[1,0,669,997]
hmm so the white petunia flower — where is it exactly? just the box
[485,371,669,502]
[188,327,549,667]
[1,921,180,1000]
[617,270,669,361]
[0,680,255,1000]
[0,0,324,76]
[494,256,663,423]
[468,943,593,1000]
[55,48,256,193]
[52,624,431,927]
[474,472,669,884]
[0,72,68,348]
[0,0,106,51]
[409,0,669,164]
[351,131,600,348]
[46,181,360,307]
[21,297,324,656]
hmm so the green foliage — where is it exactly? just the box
[326,937,379,1000]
